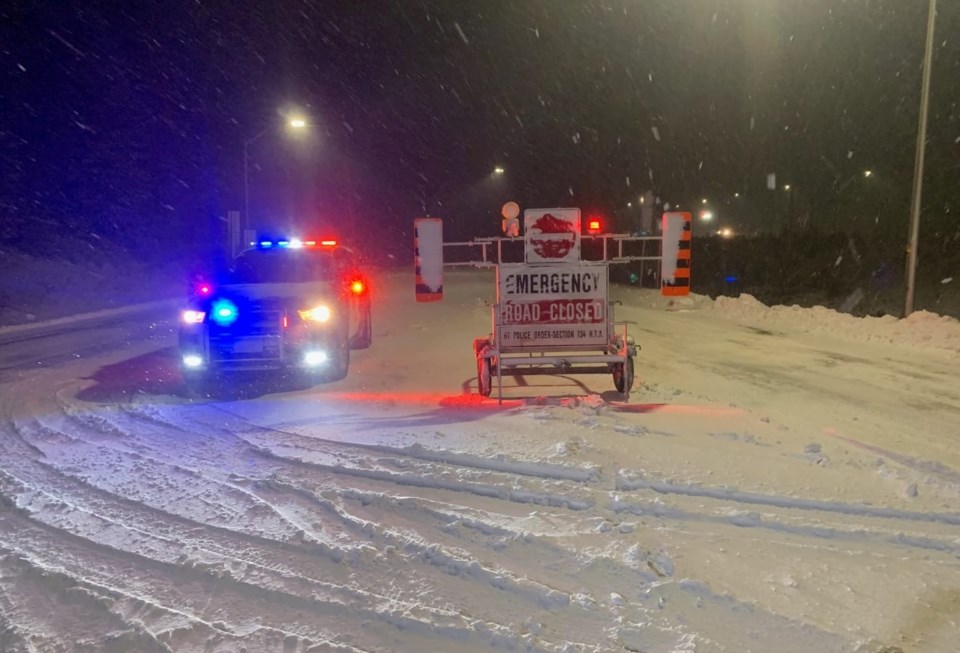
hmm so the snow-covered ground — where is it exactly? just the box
[1,267,958,652]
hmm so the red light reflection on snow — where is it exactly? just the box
[327,391,523,409]
[324,392,741,416]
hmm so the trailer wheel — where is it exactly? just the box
[613,356,635,395]
[477,356,492,397]
[472,338,490,358]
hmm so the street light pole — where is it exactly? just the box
[243,126,271,232]
[905,0,937,317]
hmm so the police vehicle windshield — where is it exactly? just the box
[227,248,333,284]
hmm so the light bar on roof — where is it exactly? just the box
[254,238,326,249]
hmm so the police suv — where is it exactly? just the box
[179,238,371,388]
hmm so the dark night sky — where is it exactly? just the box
[1,1,958,259]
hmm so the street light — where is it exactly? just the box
[493,166,505,175]
[783,184,791,191]
[863,170,873,178]
[244,116,309,229]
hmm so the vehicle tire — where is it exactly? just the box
[328,333,350,381]
[351,303,373,350]
[612,356,635,395]
[183,371,214,399]
[476,355,492,397]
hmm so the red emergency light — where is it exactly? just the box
[587,218,602,234]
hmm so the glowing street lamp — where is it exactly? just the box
[783,184,791,191]
[863,170,873,178]
[493,166,505,175]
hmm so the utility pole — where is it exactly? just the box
[904,0,937,317]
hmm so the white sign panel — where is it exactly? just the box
[498,263,608,348]
[524,208,581,263]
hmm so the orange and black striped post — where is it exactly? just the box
[414,217,443,302]
[661,212,691,297]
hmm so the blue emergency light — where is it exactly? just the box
[210,298,239,326]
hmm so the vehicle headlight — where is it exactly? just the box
[181,310,206,324]
[298,305,332,322]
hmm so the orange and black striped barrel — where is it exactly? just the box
[661,212,691,297]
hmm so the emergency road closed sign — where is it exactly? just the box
[497,263,608,349]
[502,299,604,325]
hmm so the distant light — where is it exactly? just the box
[639,196,645,204]
[701,198,708,204]
[718,227,734,238]
[863,170,873,178]
[289,117,307,129]
[724,275,739,283]
[700,211,714,221]
[182,354,204,368]
[350,279,366,295]
[734,192,740,198]
[784,184,791,191]
[198,284,212,295]
[493,166,505,175]
[587,219,602,233]
[304,351,328,366]
[627,202,633,207]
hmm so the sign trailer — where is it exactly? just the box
[415,208,691,403]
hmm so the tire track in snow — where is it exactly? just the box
[3,419,579,632]
[2,401,614,650]
[92,405,600,621]
[613,472,960,555]
[122,401,597,511]
[0,509,546,653]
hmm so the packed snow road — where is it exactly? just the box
[0,269,958,653]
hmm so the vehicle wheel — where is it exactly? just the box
[351,303,373,350]
[612,356,635,395]
[182,371,214,398]
[328,333,351,381]
[476,355,492,397]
